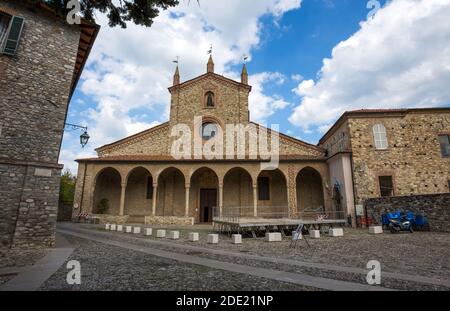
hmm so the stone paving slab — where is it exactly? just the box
[58,228,392,291]
[0,234,74,291]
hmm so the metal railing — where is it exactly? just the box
[213,206,289,223]
[291,209,346,220]
[212,206,346,223]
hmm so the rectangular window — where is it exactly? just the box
[373,124,388,150]
[146,176,154,199]
[0,12,11,47]
[439,135,450,157]
[258,177,270,200]
[379,176,394,197]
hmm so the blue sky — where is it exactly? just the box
[60,0,450,173]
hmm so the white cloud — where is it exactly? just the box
[291,74,304,82]
[292,79,314,96]
[289,0,450,131]
[61,0,302,173]
[248,72,290,123]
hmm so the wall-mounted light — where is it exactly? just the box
[64,123,90,148]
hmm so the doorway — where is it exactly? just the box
[199,189,217,223]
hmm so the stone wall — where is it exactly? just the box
[0,1,81,248]
[0,163,62,248]
[92,214,129,225]
[144,216,194,226]
[349,112,450,205]
[96,70,325,159]
[365,193,450,232]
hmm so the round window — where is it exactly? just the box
[201,122,218,140]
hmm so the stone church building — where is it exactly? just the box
[74,57,450,226]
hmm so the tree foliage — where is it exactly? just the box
[96,198,110,214]
[59,169,76,204]
[25,0,180,28]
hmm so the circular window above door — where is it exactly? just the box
[201,122,218,140]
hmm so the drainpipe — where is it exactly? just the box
[79,162,87,214]
[350,153,359,228]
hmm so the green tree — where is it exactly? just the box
[25,0,181,28]
[59,169,76,204]
[96,198,110,214]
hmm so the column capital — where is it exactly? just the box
[121,182,127,188]
[185,183,191,188]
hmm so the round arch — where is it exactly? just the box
[156,167,186,217]
[93,167,122,215]
[190,167,220,223]
[223,167,253,216]
[124,167,153,216]
[296,167,325,216]
[257,169,289,218]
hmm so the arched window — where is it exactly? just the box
[205,91,215,107]
[373,124,388,149]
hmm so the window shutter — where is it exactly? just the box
[2,16,24,56]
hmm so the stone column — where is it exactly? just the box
[218,183,223,217]
[152,182,158,216]
[119,182,126,216]
[253,184,258,217]
[185,184,190,217]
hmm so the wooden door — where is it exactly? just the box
[199,189,217,223]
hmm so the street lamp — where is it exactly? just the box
[80,131,90,148]
[64,123,90,148]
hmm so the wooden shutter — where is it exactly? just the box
[2,16,24,56]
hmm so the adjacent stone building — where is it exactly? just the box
[0,0,98,248]
[319,108,450,225]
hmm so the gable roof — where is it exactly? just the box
[318,107,450,144]
[94,120,324,158]
[95,122,170,153]
[250,121,325,153]
[77,154,326,163]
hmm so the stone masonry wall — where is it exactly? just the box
[97,73,324,158]
[0,1,80,162]
[0,1,81,248]
[349,112,450,204]
[365,193,450,232]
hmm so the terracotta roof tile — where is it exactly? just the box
[76,154,326,163]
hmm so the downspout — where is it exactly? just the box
[79,161,87,214]
[349,153,359,227]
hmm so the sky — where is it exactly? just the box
[60,0,450,174]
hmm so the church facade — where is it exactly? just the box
[73,57,450,226]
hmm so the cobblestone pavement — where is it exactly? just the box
[39,235,317,291]
[57,223,450,291]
